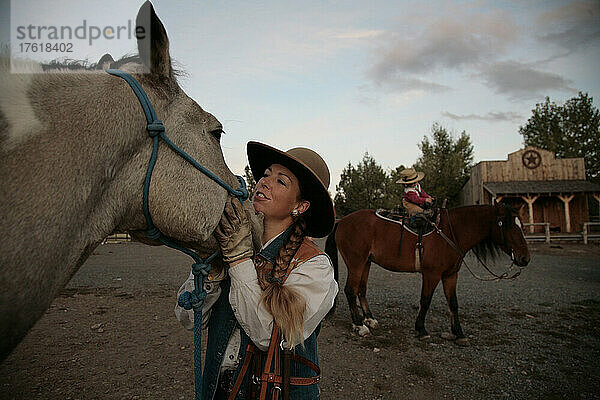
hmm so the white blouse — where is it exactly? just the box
[174,233,338,358]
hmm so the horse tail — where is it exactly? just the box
[325,223,339,316]
[325,222,339,283]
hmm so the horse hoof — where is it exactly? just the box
[364,318,379,329]
[441,332,456,341]
[353,324,370,337]
[455,337,470,346]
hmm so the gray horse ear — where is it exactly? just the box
[95,53,114,70]
[136,1,172,77]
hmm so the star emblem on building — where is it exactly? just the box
[522,150,541,169]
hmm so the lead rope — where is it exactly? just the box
[106,69,249,400]
[432,209,520,281]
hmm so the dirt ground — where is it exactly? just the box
[1,241,599,400]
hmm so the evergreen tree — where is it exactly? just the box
[519,92,600,182]
[413,123,474,207]
[334,153,388,217]
[243,165,256,196]
[385,165,407,211]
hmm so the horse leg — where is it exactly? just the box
[441,271,469,346]
[358,261,379,329]
[358,263,378,330]
[414,273,440,340]
[344,264,370,337]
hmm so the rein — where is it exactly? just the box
[106,69,249,400]
[432,208,521,281]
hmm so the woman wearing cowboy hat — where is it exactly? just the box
[397,168,435,217]
[175,141,338,400]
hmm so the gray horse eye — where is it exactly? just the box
[209,128,223,142]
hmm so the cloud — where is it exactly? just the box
[332,29,385,40]
[442,110,523,123]
[374,76,450,93]
[536,0,600,53]
[478,61,576,100]
[367,10,517,92]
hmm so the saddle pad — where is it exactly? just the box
[374,210,434,237]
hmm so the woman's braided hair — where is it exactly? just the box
[259,217,308,348]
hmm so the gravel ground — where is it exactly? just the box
[1,241,599,400]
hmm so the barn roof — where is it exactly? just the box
[483,180,600,196]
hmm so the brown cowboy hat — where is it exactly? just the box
[247,141,335,238]
[396,168,425,185]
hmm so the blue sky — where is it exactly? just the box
[6,0,600,192]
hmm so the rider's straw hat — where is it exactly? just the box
[396,168,425,185]
[247,141,335,238]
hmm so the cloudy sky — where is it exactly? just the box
[6,0,600,191]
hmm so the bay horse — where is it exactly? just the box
[325,204,530,344]
[0,2,261,361]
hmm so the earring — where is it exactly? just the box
[291,209,300,218]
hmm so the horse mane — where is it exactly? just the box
[42,58,106,71]
[472,235,501,263]
[449,204,507,263]
[41,54,144,73]
[40,54,185,77]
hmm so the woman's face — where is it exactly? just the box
[252,163,309,222]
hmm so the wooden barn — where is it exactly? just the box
[459,147,600,234]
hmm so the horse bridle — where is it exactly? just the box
[433,205,521,281]
[106,69,248,400]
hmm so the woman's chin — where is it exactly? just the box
[252,201,265,214]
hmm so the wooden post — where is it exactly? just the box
[522,195,538,233]
[558,194,575,233]
[594,194,600,218]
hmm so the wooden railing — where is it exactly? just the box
[523,222,600,244]
[583,222,600,244]
[523,223,550,243]
[101,233,132,244]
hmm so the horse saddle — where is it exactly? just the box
[375,209,435,236]
[375,209,436,267]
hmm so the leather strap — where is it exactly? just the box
[260,324,281,400]
[288,354,320,385]
[282,349,290,400]
[228,324,321,400]
[272,327,281,400]
[228,345,257,400]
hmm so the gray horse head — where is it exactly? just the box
[0,1,261,361]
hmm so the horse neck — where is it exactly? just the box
[444,206,495,252]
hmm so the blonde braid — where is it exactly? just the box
[259,218,307,348]
[273,219,305,280]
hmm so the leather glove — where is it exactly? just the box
[214,197,254,264]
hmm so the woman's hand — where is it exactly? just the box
[214,197,254,264]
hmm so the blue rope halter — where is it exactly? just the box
[106,69,249,400]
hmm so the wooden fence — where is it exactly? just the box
[101,233,132,244]
[524,222,600,244]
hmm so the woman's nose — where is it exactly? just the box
[259,177,271,189]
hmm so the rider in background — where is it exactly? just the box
[397,168,435,217]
